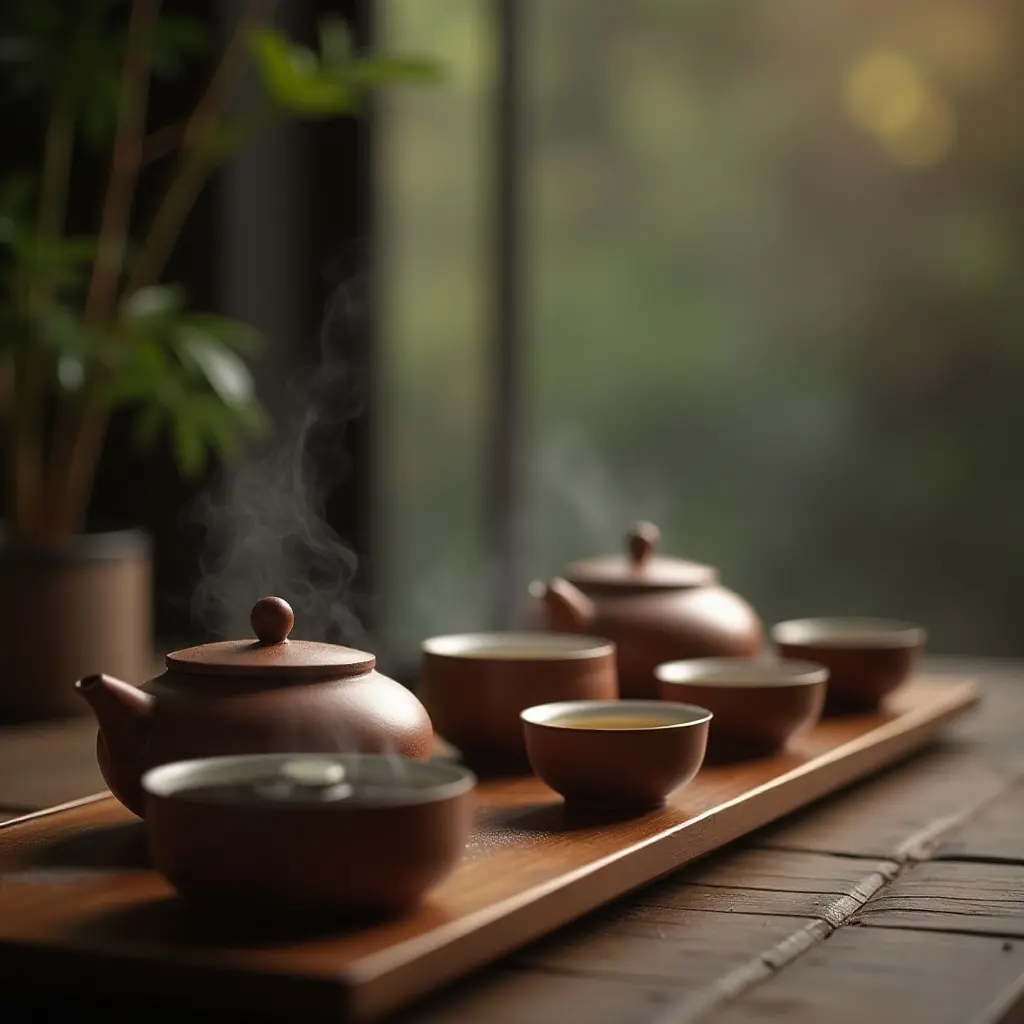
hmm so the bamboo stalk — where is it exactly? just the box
[47,0,278,541]
[83,0,163,324]
[140,118,188,167]
[7,94,75,546]
[42,0,162,542]
[123,0,278,298]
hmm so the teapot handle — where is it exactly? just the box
[529,577,596,634]
[627,521,660,568]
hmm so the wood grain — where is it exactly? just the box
[853,860,1024,938]
[512,906,826,984]
[0,679,978,1022]
[752,741,1013,860]
[702,926,1024,1024]
[934,785,1024,864]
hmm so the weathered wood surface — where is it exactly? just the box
[0,658,1022,1024]
[934,787,1024,864]
[0,716,104,812]
[749,741,1013,859]
[852,859,1024,938]
[704,929,1024,1024]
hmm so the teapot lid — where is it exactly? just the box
[166,597,375,679]
[565,522,717,590]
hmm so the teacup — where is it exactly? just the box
[520,698,711,807]
[419,632,618,772]
[771,617,926,712]
[655,657,827,760]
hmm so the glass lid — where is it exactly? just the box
[166,597,376,678]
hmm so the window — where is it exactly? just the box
[377,0,1024,667]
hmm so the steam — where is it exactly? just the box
[402,422,669,644]
[190,276,368,646]
[409,558,502,639]
[527,421,669,567]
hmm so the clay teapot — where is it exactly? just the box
[75,596,433,817]
[532,523,763,698]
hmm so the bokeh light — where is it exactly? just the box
[844,49,957,168]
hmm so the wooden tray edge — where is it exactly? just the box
[0,791,113,830]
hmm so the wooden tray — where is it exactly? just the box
[0,678,978,1021]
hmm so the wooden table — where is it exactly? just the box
[1,655,1022,1024]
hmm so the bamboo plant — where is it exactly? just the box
[0,1,435,548]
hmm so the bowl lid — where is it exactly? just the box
[565,522,717,590]
[143,753,476,807]
[166,597,375,679]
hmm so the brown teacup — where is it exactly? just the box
[419,633,618,772]
[142,753,476,920]
[655,657,827,761]
[771,618,926,713]
[520,698,711,808]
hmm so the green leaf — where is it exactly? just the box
[56,354,86,392]
[248,28,355,116]
[34,304,107,358]
[176,326,255,407]
[181,314,263,355]
[129,336,171,377]
[101,337,172,405]
[190,394,244,461]
[236,400,272,438]
[248,28,307,93]
[103,374,154,405]
[12,234,97,294]
[122,283,186,325]
[173,414,206,479]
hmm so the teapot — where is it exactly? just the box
[532,522,763,698]
[75,596,433,817]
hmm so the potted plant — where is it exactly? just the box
[0,2,435,721]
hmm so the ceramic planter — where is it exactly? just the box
[0,528,151,723]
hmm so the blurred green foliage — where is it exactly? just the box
[0,2,437,543]
[378,0,1024,658]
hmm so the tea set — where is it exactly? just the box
[75,521,926,920]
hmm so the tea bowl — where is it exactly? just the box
[419,632,618,772]
[771,617,926,712]
[142,753,476,920]
[655,657,827,761]
[520,698,711,808]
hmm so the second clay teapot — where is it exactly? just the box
[533,522,763,698]
[75,596,433,817]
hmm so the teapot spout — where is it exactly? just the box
[74,673,154,764]
[531,577,597,634]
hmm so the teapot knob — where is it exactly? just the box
[627,521,660,568]
[251,596,295,645]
